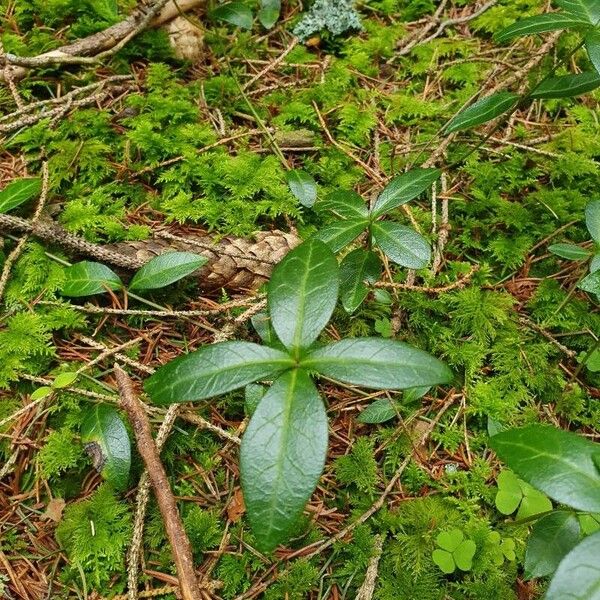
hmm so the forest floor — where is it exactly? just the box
[1,0,599,599]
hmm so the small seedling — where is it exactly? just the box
[432,528,476,574]
[145,238,452,551]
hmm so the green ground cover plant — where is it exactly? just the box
[1,0,600,598]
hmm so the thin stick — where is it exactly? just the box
[115,366,202,600]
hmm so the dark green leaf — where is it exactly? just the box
[524,511,581,579]
[591,254,600,273]
[319,190,368,219]
[268,239,339,351]
[258,0,280,28]
[372,222,431,269]
[490,425,600,512]
[495,13,589,43]
[586,31,600,75]
[240,369,327,551]
[129,252,207,291]
[61,261,122,297]
[371,168,440,217]
[302,338,453,390]
[530,71,600,98]
[251,312,277,346]
[244,383,266,417]
[586,200,600,242]
[81,404,130,491]
[580,270,600,296]
[545,531,600,599]
[0,178,41,214]
[144,342,294,404]
[339,249,381,313]
[357,398,397,424]
[286,169,317,208]
[212,2,253,29]
[314,218,368,253]
[555,0,600,24]
[445,92,519,134]
[548,243,591,259]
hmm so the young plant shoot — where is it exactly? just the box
[145,238,452,550]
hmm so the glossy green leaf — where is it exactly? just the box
[0,178,41,214]
[545,531,600,599]
[319,190,368,219]
[372,222,431,269]
[591,253,600,273]
[555,0,600,23]
[548,243,591,259]
[586,200,600,242]
[128,252,206,291]
[144,342,294,404]
[303,338,453,390]
[244,383,266,417]
[61,261,122,297]
[339,248,381,313]
[530,71,600,98]
[286,169,317,208]
[371,168,440,217]
[490,425,600,512]
[212,2,253,28]
[524,511,581,579]
[81,404,131,491]
[240,369,327,551]
[52,372,78,389]
[580,270,600,297]
[445,92,519,134]
[495,13,589,43]
[258,0,280,28]
[357,398,397,424]
[314,218,368,253]
[586,31,600,75]
[251,312,277,346]
[268,239,339,351]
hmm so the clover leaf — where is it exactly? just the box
[495,470,553,520]
[432,529,476,574]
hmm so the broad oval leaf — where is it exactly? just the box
[286,169,317,208]
[240,369,328,551]
[495,13,590,43]
[530,71,600,98]
[586,199,600,242]
[144,342,294,404]
[591,253,600,273]
[258,0,280,28]
[548,243,591,260]
[268,239,339,351]
[212,1,253,29]
[314,218,368,253]
[129,252,207,291]
[371,168,440,217]
[61,261,122,297]
[524,511,581,579]
[586,31,600,75]
[445,92,519,134]
[319,190,368,219]
[0,178,41,214]
[81,404,131,491]
[490,425,600,512]
[556,0,600,24]
[372,222,431,269]
[339,248,381,313]
[545,531,600,599]
[302,338,453,390]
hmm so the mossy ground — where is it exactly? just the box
[0,0,599,598]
